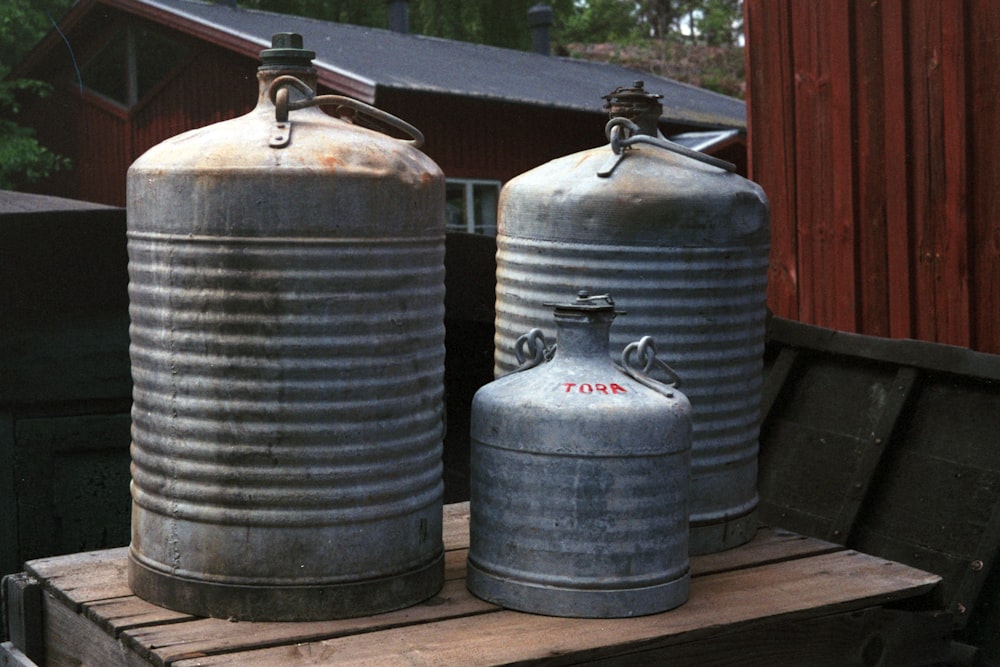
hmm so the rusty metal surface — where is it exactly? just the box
[468,293,692,617]
[126,43,446,621]
[494,129,769,555]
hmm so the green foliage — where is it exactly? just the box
[694,0,743,46]
[557,0,640,45]
[0,0,74,190]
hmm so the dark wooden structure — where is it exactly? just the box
[0,192,132,581]
[1,503,951,667]
[760,316,1000,662]
[744,0,1000,355]
[11,0,746,208]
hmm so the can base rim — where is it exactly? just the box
[466,560,690,618]
[689,509,758,555]
[127,549,444,622]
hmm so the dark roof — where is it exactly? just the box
[25,0,745,130]
[0,190,120,215]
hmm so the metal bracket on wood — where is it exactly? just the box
[828,366,921,544]
[2,574,42,666]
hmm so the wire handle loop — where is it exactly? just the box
[268,75,425,147]
[603,117,736,172]
[513,328,554,372]
[620,335,683,397]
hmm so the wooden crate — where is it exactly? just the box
[2,503,951,667]
[760,315,1000,660]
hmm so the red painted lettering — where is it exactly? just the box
[557,382,629,394]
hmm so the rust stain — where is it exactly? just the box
[321,155,344,169]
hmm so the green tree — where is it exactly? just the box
[558,0,639,44]
[0,0,73,190]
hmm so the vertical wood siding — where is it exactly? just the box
[745,0,1000,354]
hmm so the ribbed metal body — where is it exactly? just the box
[126,48,446,621]
[495,141,769,555]
[468,296,692,618]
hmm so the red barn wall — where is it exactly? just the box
[745,0,1000,354]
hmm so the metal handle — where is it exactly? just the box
[619,335,682,398]
[513,328,554,372]
[267,75,425,147]
[603,117,736,173]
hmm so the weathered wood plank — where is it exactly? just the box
[119,535,836,664]
[766,316,1000,381]
[790,0,831,325]
[760,346,798,424]
[968,0,1000,352]
[853,0,890,338]
[2,574,42,664]
[122,579,498,667]
[442,500,470,550]
[573,607,952,667]
[744,0,798,319]
[0,641,40,667]
[25,547,130,609]
[83,596,194,638]
[832,366,920,543]
[880,0,913,340]
[170,550,942,667]
[24,518,841,667]
[690,527,839,576]
[827,0,858,332]
[936,0,970,348]
[41,591,153,667]
[759,418,865,534]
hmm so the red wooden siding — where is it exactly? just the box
[745,0,1000,354]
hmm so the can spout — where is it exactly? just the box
[602,81,663,137]
[259,32,315,70]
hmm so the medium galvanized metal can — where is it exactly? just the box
[126,34,446,621]
[494,83,770,555]
[468,292,692,618]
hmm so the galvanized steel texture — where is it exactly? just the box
[126,47,446,621]
[494,143,769,555]
[468,296,692,617]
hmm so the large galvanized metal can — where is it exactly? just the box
[125,34,446,621]
[494,83,769,555]
[468,292,692,617]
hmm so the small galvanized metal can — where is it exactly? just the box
[467,292,692,618]
[126,34,446,621]
[494,83,770,554]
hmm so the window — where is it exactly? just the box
[81,23,189,109]
[446,179,501,236]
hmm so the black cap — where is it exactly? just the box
[544,290,625,315]
[259,33,315,69]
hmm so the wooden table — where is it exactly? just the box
[2,502,952,667]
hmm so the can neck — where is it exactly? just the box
[255,67,317,108]
[553,311,614,360]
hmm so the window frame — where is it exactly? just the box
[445,178,502,236]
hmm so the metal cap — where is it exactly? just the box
[603,81,663,136]
[544,290,625,315]
[259,33,315,69]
